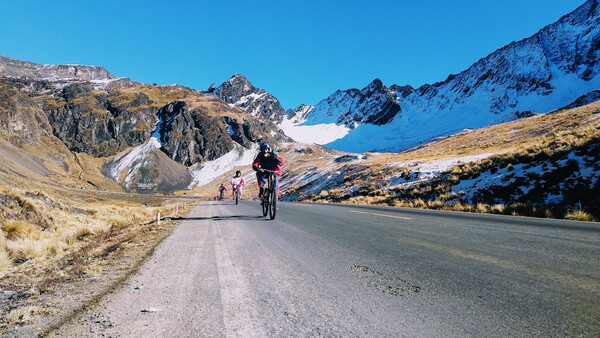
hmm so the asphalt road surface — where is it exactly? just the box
[53,200,600,337]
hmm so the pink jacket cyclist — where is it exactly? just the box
[230,170,246,198]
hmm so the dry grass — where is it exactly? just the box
[0,245,12,273]
[476,203,491,213]
[0,171,197,335]
[2,220,39,239]
[5,306,39,326]
[565,209,596,222]
[0,173,193,274]
[490,204,506,214]
[5,237,61,263]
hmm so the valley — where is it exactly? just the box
[0,1,599,334]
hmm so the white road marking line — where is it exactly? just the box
[348,209,412,220]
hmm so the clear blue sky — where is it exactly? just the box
[0,0,586,109]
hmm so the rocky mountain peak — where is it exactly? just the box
[206,83,217,93]
[285,104,314,123]
[390,84,415,98]
[365,78,384,92]
[215,73,286,120]
[305,79,402,128]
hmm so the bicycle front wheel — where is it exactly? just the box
[269,188,277,220]
[262,193,268,216]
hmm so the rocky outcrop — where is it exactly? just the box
[46,82,156,157]
[154,101,235,166]
[286,104,314,123]
[0,78,52,146]
[215,74,286,120]
[0,55,115,81]
[0,55,293,193]
[206,83,217,93]
[560,89,600,110]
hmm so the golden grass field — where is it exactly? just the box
[0,167,198,333]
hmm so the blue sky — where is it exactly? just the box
[0,0,586,109]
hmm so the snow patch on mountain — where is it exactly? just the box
[234,92,268,108]
[278,117,350,145]
[188,144,258,188]
[107,137,162,188]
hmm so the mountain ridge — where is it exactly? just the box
[276,0,600,152]
[0,55,116,82]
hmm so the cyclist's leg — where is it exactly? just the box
[274,175,280,200]
[256,172,265,197]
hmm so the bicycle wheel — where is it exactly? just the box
[262,191,268,216]
[269,185,277,220]
[235,190,239,205]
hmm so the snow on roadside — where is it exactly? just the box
[188,144,258,188]
[389,153,496,188]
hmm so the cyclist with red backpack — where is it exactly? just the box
[252,143,285,199]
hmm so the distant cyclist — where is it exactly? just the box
[218,183,227,201]
[230,170,246,200]
[252,143,285,199]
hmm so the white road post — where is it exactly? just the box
[156,211,161,225]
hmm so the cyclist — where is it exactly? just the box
[218,183,227,201]
[252,143,285,199]
[230,170,246,199]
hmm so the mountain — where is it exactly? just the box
[283,0,600,152]
[0,57,289,194]
[0,55,116,82]
[279,94,600,220]
[214,73,286,121]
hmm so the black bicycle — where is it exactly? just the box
[261,169,277,220]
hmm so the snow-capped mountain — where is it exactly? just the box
[214,73,286,120]
[285,104,313,124]
[284,0,600,152]
[301,79,402,129]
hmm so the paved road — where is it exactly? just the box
[53,201,600,337]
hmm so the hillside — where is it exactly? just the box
[279,95,600,220]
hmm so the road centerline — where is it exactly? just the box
[348,209,412,220]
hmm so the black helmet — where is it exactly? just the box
[236,170,241,175]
